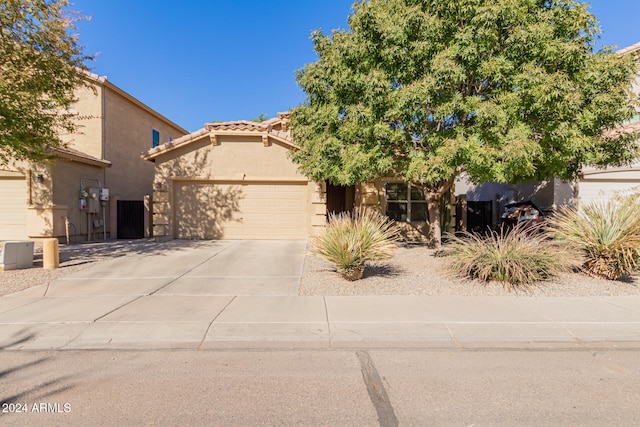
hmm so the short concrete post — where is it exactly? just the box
[43,238,60,270]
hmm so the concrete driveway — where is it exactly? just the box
[0,240,320,349]
[2,239,640,351]
[40,239,307,297]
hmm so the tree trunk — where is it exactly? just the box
[426,192,442,249]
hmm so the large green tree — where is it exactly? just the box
[290,0,639,247]
[0,0,91,162]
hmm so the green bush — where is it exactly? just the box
[445,224,568,288]
[312,209,400,281]
[547,197,640,280]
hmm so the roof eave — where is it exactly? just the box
[54,148,112,168]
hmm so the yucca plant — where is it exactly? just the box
[445,223,568,288]
[547,197,640,280]
[312,209,400,281]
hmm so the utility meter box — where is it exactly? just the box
[99,188,110,201]
[0,241,34,271]
[87,187,100,213]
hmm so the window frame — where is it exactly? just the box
[384,182,428,222]
[151,128,160,148]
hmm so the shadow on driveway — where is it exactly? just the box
[33,239,222,269]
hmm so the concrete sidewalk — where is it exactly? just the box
[1,240,639,350]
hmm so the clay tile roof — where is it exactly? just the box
[205,116,283,132]
[609,119,640,136]
[617,41,640,56]
[146,127,210,157]
[270,128,291,141]
[204,113,292,143]
[144,112,294,160]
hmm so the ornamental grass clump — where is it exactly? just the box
[312,209,400,281]
[547,197,640,280]
[446,224,568,288]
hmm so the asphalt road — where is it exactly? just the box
[1,348,639,426]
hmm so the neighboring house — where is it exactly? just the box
[453,177,575,233]
[0,72,188,242]
[579,120,640,206]
[577,41,640,206]
[144,112,434,241]
[454,41,640,232]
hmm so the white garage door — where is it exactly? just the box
[579,181,640,206]
[174,181,308,240]
[0,177,28,240]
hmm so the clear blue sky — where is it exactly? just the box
[71,0,640,132]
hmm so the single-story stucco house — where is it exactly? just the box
[144,107,639,240]
[144,112,437,241]
[145,40,640,241]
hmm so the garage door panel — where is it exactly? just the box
[222,227,243,239]
[1,212,26,221]
[0,178,27,240]
[174,183,244,240]
[244,191,275,200]
[580,181,640,205]
[275,228,307,239]
[275,184,306,193]
[275,198,306,210]
[174,181,307,240]
[242,213,275,224]
[275,213,307,225]
[243,228,275,239]
[243,199,275,210]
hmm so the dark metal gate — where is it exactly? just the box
[466,201,493,235]
[117,200,145,239]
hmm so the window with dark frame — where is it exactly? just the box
[151,128,160,148]
[385,182,428,222]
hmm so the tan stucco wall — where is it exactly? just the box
[0,159,106,239]
[354,180,431,242]
[155,135,306,182]
[59,84,104,160]
[152,133,324,239]
[103,86,186,201]
[52,159,107,239]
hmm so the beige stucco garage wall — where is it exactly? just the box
[151,132,325,240]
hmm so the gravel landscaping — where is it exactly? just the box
[1,240,639,297]
[299,244,640,297]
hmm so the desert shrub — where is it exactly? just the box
[547,197,640,280]
[445,224,568,288]
[312,209,399,280]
